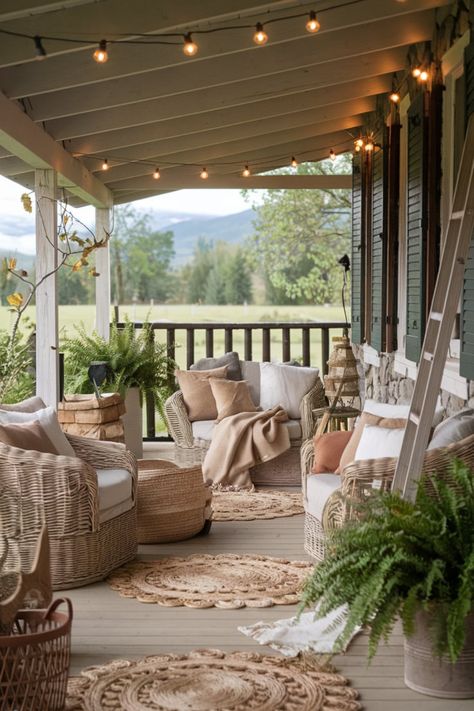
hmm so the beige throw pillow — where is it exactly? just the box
[175,366,228,421]
[337,412,406,473]
[209,378,258,422]
[0,420,58,454]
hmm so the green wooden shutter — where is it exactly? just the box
[405,92,428,363]
[460,40,474,379]
[370,128,387,352]
[351,152,365,344]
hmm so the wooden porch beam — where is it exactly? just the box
[0,91,112,207]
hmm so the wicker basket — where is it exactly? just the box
[0,598,72,711]
[137,460,212,544]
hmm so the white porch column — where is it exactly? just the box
[95,207,112,340]
[35,169,59,408]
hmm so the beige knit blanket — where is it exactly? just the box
[202,406,290,490]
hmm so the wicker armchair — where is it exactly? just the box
[165,376,326,486]
[302,433,474,560]
[0,434,137,590]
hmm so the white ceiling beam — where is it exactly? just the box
[0,1,98,23]
[79,112,366,175]
[66,83,381,154]
[0,0,447,97]
[0,91,112,206]
[46,49,401,139]
[19,11,433,122]
[0,0,287,68]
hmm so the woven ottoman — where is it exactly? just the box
[136,460,212,544]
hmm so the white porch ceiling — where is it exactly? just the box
[0,0,451,206]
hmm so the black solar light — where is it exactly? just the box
[88,361,109,399]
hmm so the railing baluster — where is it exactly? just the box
[302,328,310,366]
[282,327,290,362]
[262,328,271,361]
[244,328,252,361]
[145,328,156,438]
[322,327,330,375]
[224,328,233,353]
[186,329,195,369]
[166,327,176,391]
[205,328,214,358]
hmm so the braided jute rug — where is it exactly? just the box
[107,554,313,608]
[211,488,304,521]
[66,648,362,710]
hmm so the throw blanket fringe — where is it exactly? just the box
[202,406,290,490]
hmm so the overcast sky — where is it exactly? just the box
[0,175,249,255]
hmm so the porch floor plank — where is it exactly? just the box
[63,444,473,709]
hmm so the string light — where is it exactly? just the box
[329,149,336,161]
[33,35,47,60]
[93,39,108,63]
[242,165,250,177]
[183,32,198,56]
[153,167,160,179]
[412,67,421,78]
[200,167,209,179]
[306,11,321,33]
[419,70,429,82]
[291,156,298,167]
[364,141,374,152]
[253,22,268,45]
[101,159,109,170]
[389,91,400,103]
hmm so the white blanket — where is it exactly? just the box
[238,604,360,657]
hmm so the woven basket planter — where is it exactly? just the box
[0,598,72,711]
[137,460,211,544]
[58,393,125,442]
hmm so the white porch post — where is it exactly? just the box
[35,169,59,408]
[95,207,112,340]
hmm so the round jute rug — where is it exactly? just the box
[211,489,304,521]
[66,649,362,710]
[107,554,313,608]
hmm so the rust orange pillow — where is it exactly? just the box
[312,430,353,474]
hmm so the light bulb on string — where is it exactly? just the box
[354,144,361,153]
[33,35,47,60]
[354,138,364,151]
[183,32,198,56]
[412,67,421,78]
[364,141,374,152]
[101,159,109,170]
[419,70,429,82]
[242,165,250,177]
[389,91,400,103]
[253,23,268,45]
[291,156,298,168]
[329,149,336,161]
[306,11,321,33]
[200,167,209,179]
[93,39,108,63]
[153,168,160,179]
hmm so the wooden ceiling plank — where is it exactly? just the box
[66,83,381,154]
[44,47,405,137]
[18,11,433,121]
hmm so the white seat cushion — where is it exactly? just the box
[192,418,301,442]
[305,473,341,521]
[97,468,133,524]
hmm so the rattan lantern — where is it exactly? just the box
[324,335,360,404]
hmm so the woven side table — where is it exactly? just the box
[136,460,212,544]
[58,393,125,442]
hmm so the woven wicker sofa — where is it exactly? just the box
[165,360,326,486]
[0,432,137,590]
[301,432,474,561]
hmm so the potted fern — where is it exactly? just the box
[301,459,474,699]
[63,321,175,457]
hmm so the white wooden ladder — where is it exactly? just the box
[392,113,474,502]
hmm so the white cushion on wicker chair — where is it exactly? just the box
[304,473,341,521]
[97,468,133,523]
[191,418,302,441]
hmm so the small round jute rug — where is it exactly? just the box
[107,554,313,608]
[66,649,362,710]
[211,489,304,521]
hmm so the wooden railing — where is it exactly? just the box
[115,319,349,439]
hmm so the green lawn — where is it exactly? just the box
[0,303,347,371]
